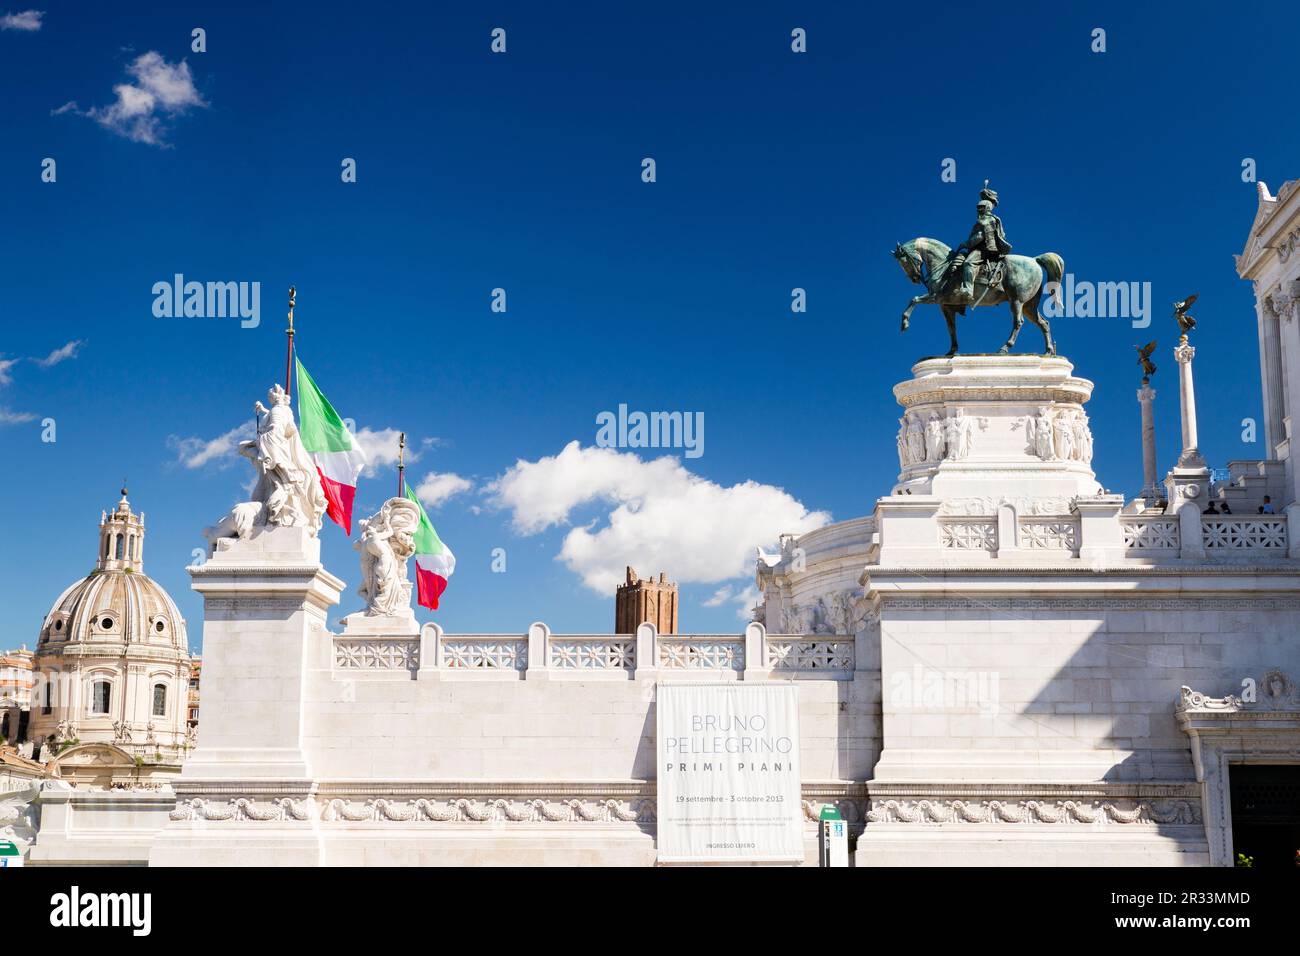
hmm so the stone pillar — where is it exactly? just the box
[1257,296,1286,456]
[1075,495,1126,566]
[1174,341,1206,469]
[1270,289,1300,507]
[418,621,442,676]
[149,525,344,867]
[633,622,659,682]
[178,527,341,779]
[525,621,551,680]
[742,621,771,681]
[1137,383,1160,502]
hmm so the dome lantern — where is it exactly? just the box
[98,485,145,572]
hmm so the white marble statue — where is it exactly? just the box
[906,414,925,465]
[943,413,962,461]
[205,383,327,552]
[1073,411,1094,462]
[355,497,420,616]
[1028,407,1056,460]
[924,413,945,462]
[1053,410,1075,462]
[245,384,327,531]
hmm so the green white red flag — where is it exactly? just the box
[404,484,455,609]
[295,356,367,534]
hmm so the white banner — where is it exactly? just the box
[656,682,802,864]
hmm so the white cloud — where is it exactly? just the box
[415,471,473,508]
[486,441,830,594]
[702,585,733,607]
[702,583,761,620]
[0,356,35,424]
[0,407,36,425]
[167,422,254,469]
[32,339,83,367]
[73,51,206,146]
[352,426,416,477]
[0,9,43,31]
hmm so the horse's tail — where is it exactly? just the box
[1036,253,1064,308]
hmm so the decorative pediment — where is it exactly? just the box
[50,742,136,769]
[1239,179,1300,275]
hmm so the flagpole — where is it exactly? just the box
[398,432,406,497]
[285,285,296,400]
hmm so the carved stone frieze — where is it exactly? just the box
[897,409,986,468]
[779,587,873,636]
[940,495,1077,517]
[865,797,1201,826]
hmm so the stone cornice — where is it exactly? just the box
[867,563,1300,577]
[189,563,339,581]
[870,595,1300,612]
[866,781,1198,799]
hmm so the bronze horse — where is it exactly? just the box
[894,238,1064,356]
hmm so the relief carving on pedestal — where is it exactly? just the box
[780,588,873,635]
[897,409,985,468]
[1017,407,1093,463]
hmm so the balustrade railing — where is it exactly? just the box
[549,635,636,670]
[766,636,855,671]
[441,635,528,671]
[1017,517,1079,553]
[658,636,745,671]
[330,624,857,679]
[1201,517,1287,552]
[1120,516,1181,552]
[938,518,997,552]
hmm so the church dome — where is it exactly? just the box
[37,488,188,652]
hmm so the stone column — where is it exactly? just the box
[1175,341,1206,469]
[1257,296,1286,455]
[1137,383,1160,502]
[1270,288,1300,507]
[150,525,344,867]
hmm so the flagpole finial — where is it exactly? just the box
[398,432,406,496]
[284,285,297,401]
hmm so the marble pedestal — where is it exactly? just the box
[149,525,344,867]
[892,355,1102,500]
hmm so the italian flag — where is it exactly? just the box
[404,484,455,609]
[295,356,367,534]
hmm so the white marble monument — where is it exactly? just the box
[138,181,1300,867]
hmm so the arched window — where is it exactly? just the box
[114,534,124,559]
[42,680,52,715]
[152,683,167,717]
[91,680,111,715]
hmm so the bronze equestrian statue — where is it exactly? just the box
[894,186,1065,356]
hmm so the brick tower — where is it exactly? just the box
[615,567,678,634]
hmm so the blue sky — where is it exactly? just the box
[2,1,1297,651]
